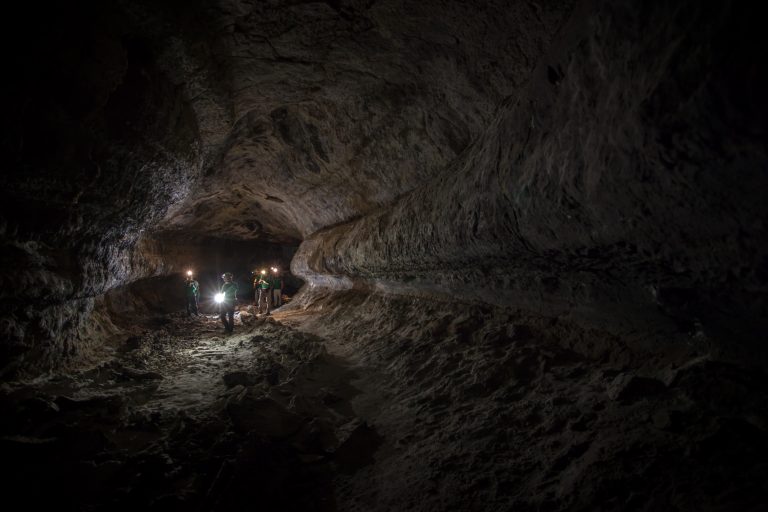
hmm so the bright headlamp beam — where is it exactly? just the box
[214,293,225,303]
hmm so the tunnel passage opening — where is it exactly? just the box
[101,232,304,337]
[149,231,302,303]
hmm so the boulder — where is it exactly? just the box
[608,374,667,403]
[226,394,303,437]
[222,371,262,388]
[332,419,383,473]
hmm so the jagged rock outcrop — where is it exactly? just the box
[0,7,201,374]
[293,0,768,359]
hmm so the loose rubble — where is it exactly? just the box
[0,313,370,510]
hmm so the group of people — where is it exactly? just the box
[183,267,285,333]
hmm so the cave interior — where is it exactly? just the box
[1,1,767,510]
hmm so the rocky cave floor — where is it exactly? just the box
[1,309,349,511]
[2,293,767,511]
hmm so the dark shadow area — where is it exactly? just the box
[133,232,304,312]
[0,315,367,511]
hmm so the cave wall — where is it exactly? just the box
[293,0,768,359]
[0,2,217,376]
[0,1,765,508]
[1,0,576,375]
[2,0,766,374]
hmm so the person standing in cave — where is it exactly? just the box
[255,269,271,315]
[270,267,284,309]
[185,274,200,316]
[219,272,238,333]
[252,270,262,306]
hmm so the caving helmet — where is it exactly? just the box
[222,272,233,279]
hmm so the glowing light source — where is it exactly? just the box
[187,270,193,276]
[214,293,225,303]
[260,269,266,275]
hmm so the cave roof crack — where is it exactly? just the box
[251,34,327,66]
[334,66,397,87]
[225,50,320,67]
[528,1,546,27]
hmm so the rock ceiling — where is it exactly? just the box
[138,0,575,242]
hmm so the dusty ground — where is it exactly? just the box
[284,290,768,512]
[2,294,767,511]
[0,308,375,511]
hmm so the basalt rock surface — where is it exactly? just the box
[159,0,575,240]
[285,290,768,511]
[293,0,768,360]
[1,0,574,373]
[1,0,767,509]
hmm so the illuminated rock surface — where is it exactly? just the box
[1,0,766,510]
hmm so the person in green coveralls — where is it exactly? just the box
[255,269,271,315]
[269,267,284,308]
[218,272,238,333]
[184,271,200,316]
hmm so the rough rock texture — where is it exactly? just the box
[285,291,768,511]
[0,316,348,510]
[1,0,573,373]
[293,0,768,360]
[160,0,575,239]
[1,2,203,374]
[1,0,767,509]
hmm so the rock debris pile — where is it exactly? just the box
[1,314,380,511]
[287,291,768,511]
